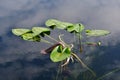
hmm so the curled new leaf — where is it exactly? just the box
[45,19,73,29]
[12,29,31,36]
[86,30,110,36]
[50,45,71,62]
[41,43,62,54]
[67,23,84,33]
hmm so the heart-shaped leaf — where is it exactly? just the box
[32,27,50,36]
[45,19,73,29]
[21,33,40,42]
[67,23,84,33]
[50,45,71,62]
[12,29,31,36]
[86,30,110,36]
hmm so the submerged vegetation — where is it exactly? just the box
[12,19,119,80]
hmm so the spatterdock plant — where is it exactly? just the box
[12,19,110,78]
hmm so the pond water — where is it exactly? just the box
[0,0,120,80]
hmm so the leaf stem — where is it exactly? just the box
[78,32,83,53]
[41,39,53,45]
[44,34,59,43]
[96,68,120,80]
[71,53,96,77]
[56,63,62,80]
[58,34,70,47]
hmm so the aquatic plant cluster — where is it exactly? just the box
[12,19,112,80]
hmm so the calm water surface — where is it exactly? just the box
[0,0,120,80]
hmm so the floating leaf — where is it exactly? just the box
[45,19,73,29]
[85,42,101,46]
[50,45,71,62]
[21,33,40,42]
[32,27,50,36]
[86,30,110,36]
[12,29,31,36]
[67,23,84,33]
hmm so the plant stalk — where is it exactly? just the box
[44,34,59,43]
[71,53,96,77]
[96,68,120,80]
[41,39,53,45]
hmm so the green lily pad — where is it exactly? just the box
[21,33,40,42]
[45,19,73,29]
[12,29,31,36]
[32,27,50,36]
[67,23,84,33]
[50,45,71,62]
[86,30,110,36]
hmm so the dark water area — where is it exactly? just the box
[0,0,120,80]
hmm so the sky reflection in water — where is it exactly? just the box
[0,0,120,80]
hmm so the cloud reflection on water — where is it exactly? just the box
[0,0,120,80]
